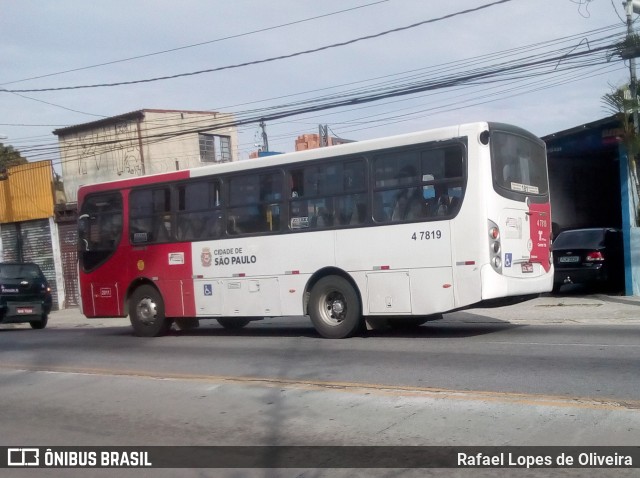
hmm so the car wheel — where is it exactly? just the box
[308,275,362,339]
[29,314,48,330]
[129,285,173,337]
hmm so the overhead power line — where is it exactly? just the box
[0,0,392,86]
[17,32,621,166]
[7,21,624,167]
[1,0,514,93]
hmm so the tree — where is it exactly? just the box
[602,84,640,225]
[0,143,28,170]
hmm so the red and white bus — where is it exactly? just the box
[77,122,553,338]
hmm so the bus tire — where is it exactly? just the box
[129,285,173,337]
[308,275,362,339]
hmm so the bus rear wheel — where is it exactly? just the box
[129,285,173,337]
[308,275,362,339]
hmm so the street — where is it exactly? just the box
[0,294,639,477]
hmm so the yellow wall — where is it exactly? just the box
[0,160,54,223]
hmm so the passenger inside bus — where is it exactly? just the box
[315,207,333,227]
[390,165,427,221]
[391,187,426,221]
[204,212,225,238]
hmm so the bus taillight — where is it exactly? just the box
[489,221,502,272]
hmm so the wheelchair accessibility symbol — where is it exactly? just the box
[204,284,213,296]
[504,253,512,268]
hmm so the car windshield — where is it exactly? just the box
[0,264,42,280]
[553,230,605,249]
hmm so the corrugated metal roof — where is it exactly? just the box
[0,160,54,223]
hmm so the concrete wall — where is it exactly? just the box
[58,110,238,204]
[141,110,237,174]
[629,228,640,295]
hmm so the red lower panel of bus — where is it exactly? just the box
[83,243,196,318]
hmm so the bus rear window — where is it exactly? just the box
[491,131,548,198]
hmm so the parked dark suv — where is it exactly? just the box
[0,262,52,329]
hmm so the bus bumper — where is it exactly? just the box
[480,264,553,300]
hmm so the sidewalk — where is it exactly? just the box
[458,293,640,325]
[40,293,640,329]
[47,309,129,329]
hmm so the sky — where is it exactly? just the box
[0,0,635,168]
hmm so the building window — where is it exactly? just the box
[199,133,232,163]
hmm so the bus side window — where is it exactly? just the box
[227,171,282,235]
[421,146,465,218]
[176,180,222,241]
[288,158,366,230]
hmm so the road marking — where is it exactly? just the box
[1,363,638,412]
[484,341,640,348]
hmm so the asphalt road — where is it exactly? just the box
[1,316,639,401]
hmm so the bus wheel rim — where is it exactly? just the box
[319,290,346,326]
[136,297,158,325]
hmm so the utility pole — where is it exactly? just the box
[259,120,269,152]
[319,124,329,147]
[625,0,640,134]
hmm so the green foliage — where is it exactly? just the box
[602,87,640,155]
[0,143,28,170]
[614,33,640,60]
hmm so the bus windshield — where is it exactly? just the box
[491,130,548,198]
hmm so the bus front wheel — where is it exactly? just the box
[308,276,362,339]
[129,285,173,337]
